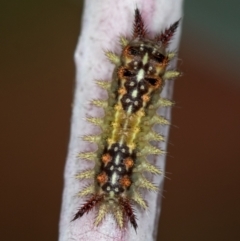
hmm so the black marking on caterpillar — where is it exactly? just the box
[73,8,180,231]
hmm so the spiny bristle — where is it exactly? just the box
[137,176,158,191]
[167,52,176,60]
[105,51,120,65]
[138,144,165,156]
[78,185,95,197]
[95,80,111,90]
[156,19,180,46]
[133,8,146,38]
[94,203,107,226]
[148,98,174,111]
[119,197,138,231]
[75,169,95,179]
[145,163,162,175]
[144,131,165,142]
[132,190,147,209]
[78,152,97,162]
[86,117,104,127]
[82,135,101,144]
[91,99,108,109]
[113,206,124,229]
[120,36,129,47]
[149,115,170,126]
[137,160,162,175]
[157,98,174,107]
[163,70,181,80]
[72,195,104,222]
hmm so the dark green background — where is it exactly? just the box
[1,1,240,240]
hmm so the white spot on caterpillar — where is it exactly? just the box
[115,154,120,165]
[137,69,144,82]
[131,90,138,98]
[111,172,118,185]
[142,53,149,65]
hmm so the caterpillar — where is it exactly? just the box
[72,8,180,231]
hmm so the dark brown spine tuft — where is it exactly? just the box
[72,195,103,221]
[119,197,138,231]
[133,8,146,39]
[156,20,180,46]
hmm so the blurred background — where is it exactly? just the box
[1,0,239,240]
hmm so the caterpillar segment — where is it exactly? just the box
[73,8,180,231]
